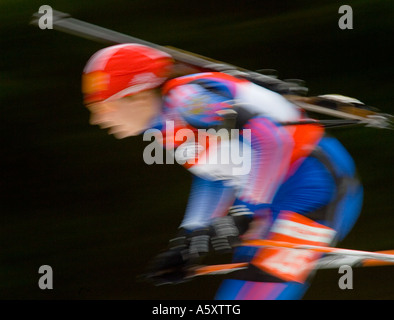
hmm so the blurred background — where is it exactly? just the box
[1,0,393,299]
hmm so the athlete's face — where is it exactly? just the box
[87,90,161,139]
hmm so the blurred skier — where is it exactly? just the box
[81,43,363,300]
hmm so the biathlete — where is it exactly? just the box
[81,43,363,300]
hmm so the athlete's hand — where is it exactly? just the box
[144,247,190,285]
[209,214,252,253]
[144,214,252,285]
[185,214,253,257]
[143,229,195,286]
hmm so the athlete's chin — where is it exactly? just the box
[111,131,131,139]
[109,129,140,139]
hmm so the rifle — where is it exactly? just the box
[30,9,393,129]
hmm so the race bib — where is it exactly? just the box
[251,211,336,283]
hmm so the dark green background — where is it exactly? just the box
[1,0,393,299]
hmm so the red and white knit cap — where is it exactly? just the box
[82,43,173,104]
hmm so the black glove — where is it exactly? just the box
[144,249,190,285]
[144,229,196,286]
[144,214,252,285]
[210,214,252,252]
[164,214,252,260]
